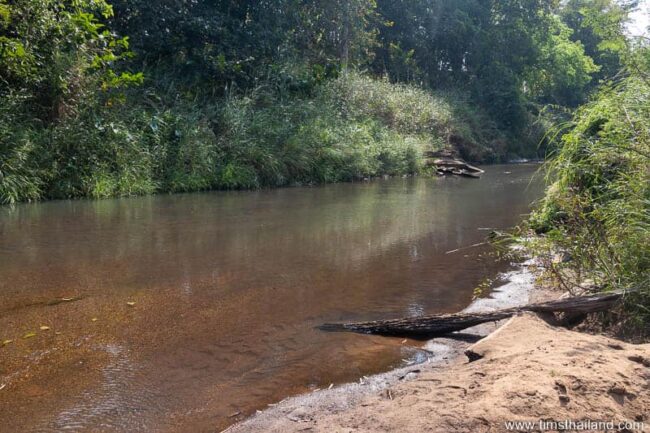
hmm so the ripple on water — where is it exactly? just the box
[39,344,159,432]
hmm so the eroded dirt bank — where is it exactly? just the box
[228,313,650,433]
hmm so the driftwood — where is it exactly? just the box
[423,151,484,179]
[318,291,625,337]
[432,159,484,174]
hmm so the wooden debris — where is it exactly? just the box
[424,149,484,179]
[318,290,626,337]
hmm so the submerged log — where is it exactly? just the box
[318,291,625,337]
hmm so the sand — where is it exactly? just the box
[227,313,650,433]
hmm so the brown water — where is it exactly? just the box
[0,164,542,433]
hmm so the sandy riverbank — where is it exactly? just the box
[226,263,650,433]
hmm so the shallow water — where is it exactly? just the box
[0,164,542,432]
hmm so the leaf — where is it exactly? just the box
[1,339,13,347]
[91,317,98,322]
[39,325,50,331]
[126,301,136,306]
[22,332,36,339]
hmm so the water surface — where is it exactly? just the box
[0,164,542,432]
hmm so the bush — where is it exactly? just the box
[529,76,650,328]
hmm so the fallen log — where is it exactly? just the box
[433,159,484,174]
[318,290,625,337]
[424,155,484,179]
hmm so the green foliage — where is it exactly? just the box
[0,0,139,120]
[2,70,508,203]
[526,2,649,329]
[530,66,650,327]
[325,73,507,160]
[210,72,500,188]
[1,0,634,204]
[108,0,380,89]
[373,0,631,130]
[375,0,560,133]
[560,0,633,86]
[0,0,145,204]
[524,17,600,106]
[0,98,43,204]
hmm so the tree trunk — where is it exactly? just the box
[318,291,625,337]
[341,0,351,70]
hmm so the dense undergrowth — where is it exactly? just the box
[528,72,650,331]
[0,71,518,204]
[4,0,620,205]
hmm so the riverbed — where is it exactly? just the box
[0,164,542,432]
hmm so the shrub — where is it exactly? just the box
[529,76,650,328]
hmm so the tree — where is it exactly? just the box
[524,16,600,106]
[0,0,140,121]
[560,0,635,83]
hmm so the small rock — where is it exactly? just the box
[609,385,627,395]
[628,355,650,367]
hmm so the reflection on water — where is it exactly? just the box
[0,164,542,432]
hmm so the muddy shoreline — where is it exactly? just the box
[225,259,557,432]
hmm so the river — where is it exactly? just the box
[0,164,542,432]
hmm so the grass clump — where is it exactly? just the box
[325,74,507,162]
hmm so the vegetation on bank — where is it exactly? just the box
[1,0,627,204]
[528,46,650,331]
[0,70,510,203]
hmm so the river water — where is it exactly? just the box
[0,164,542,432]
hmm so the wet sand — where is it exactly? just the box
[231,311,650,433]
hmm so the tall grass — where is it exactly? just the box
[1,71,509,204]
[529,76,650,330]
